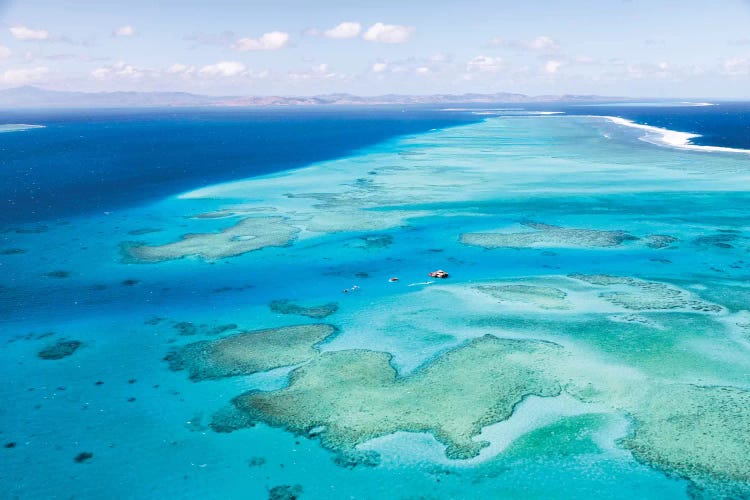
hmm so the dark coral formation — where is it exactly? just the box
[269,299,339,319]
[0,248,26,255]
[38,340,83,360]
[645,234,679,249]
[44,270,70,279]
[268,484,303,500]
[127,228,163,236]
[355,234,393,250]
[74,452,93,463]
[247,456,267,467]
[166,320,238,336]
[333,450,381,469]
[173,321,198,336]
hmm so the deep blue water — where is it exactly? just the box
[0,107,480,225]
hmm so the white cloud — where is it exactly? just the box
[91,61,146,80]
[323,22,361,39]
[371,62,388,73]
[289,63,344,81]
[1,66,49,85]
[467,55,503,72]
[544,60,562,74]
[723,57,750,76]
[0,45,11,59]
[489,35,559,52]
[199,61,247,77]
[166,63,195,75]
[362,23,414,44]
[234,31,290,51]
[10,26,50,41]
[527,36,559,51]
[415,66,430,74]
[114,25,136,37]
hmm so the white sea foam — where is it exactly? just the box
[603,116,750,155]
[0,123,45,133]
[471,110,564,116]
[584,101,715,108]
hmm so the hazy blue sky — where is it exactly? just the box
[1,0,749,97]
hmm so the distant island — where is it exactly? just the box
[0,85,635,109]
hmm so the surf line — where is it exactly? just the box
[600,115,750,155]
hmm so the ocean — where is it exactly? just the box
[1,103,749,499]
[0,107,481,224]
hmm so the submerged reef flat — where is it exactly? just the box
[299,208,428,233]
[166,324,336,381]
[569,274,723,312]
[624,384,750,486]
[460,222,636,249]
[124,216,299,262]
[193,205,278,219]
[269,299,339,319]
[218,335,562,459]
[474,284,570,310]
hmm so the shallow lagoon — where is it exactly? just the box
[1,112,749,498]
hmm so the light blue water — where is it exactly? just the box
[2,112,749,499]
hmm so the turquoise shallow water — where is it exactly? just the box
[2,114,750,499]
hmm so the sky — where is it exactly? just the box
[0,0,749,97]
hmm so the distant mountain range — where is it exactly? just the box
[0,86,630,108]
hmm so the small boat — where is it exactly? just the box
[428,269,449,279]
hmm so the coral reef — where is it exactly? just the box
[624,384,750,485]
[474,284,569,309]
[461,222,636,249]
[218,336,562,459]
[269,299,339,319]
[166,324,336,381]
[569,274,723,312]
[124,216,299,262]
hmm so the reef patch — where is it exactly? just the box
[460,222,636,249]
[269,299,339,319]
[166,324,336,381]
[123,216,299,262]
[474,284,569,310]
[569,274,722,313]
[624,384,750,485]
[216,335,562,459]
